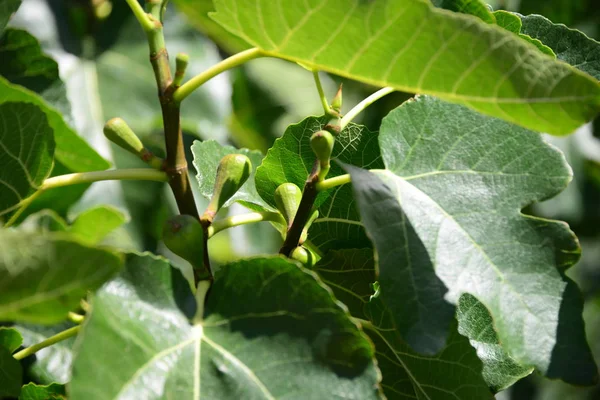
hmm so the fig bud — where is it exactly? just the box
[104,118,144,156]
[205,154,252,219]
[310,130,334,180]
[104,118,162,168]
[331,84,343,113]
[173,53,190,87]
[162,215,205,269]
[274,183,302,228]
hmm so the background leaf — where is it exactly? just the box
[0,101,54,217]
[71,254,382,399]
[520,14,600,80]
[210,0,600,135]
[16,322,76,384]
[344,95,597,383]
[0,230,123,323]
[19,382,65,400]
[0,345,21,398]
[0,0,20,33]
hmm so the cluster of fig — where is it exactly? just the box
[104,113,337,276]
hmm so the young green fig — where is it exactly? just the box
[104,118,162,168]
[204,154,252,220]
[290,246,316,268]
[162,215,205,269]
[310,130,334,180]
[274,183,302,228]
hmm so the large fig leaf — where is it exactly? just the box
[344,95,597,383]
[70,254,382,399]
[210,0,600,135]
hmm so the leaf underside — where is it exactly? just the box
[210,0,600,135]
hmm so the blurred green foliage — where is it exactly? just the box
[6,0,600,397]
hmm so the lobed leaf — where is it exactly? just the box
[210,0,600,135]
[70,254,382,399]
[344,95,597,383]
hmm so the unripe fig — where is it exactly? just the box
[274,183,302,228]
[290,246,316,268]
[104,118,144,156]
[310,130,334,180]
[104,118,162,168]
[205,154,252,219]
[162,215,205,268]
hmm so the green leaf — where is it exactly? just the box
[16,322,75,384]
[192,140,272,211]
[0,101,54,217]
[0,327,23,353]
[0,345,21,398]
[20,206,127,245]
[210,0,600,135]
[520,14,600,80]
[456,294,534,391]
[19,383,65,400]
[0,230,123,324]
[0,28,72,121]
[0,0,20,34]
[68,206,127,244]
[71,254,382,399]
[0,77,109,173]
[431,2,555,56]
[172,0,250,53]
[344,95,597,382]
[313,249,494,398]
[255,116,383,250]
[431,0,496,24]
[492,11,555,56]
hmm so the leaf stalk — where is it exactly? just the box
[13,326,81,360]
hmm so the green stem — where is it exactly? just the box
[124,0,153,31]
[351,317,376,331]
[315,174,351,191]
[193,280,211,324]
[173,48,265,103]
[68,312,85,324]
[340,87,395,130]
[13,326,81,360]
[41,169,168,190]
[312,70,332,116]
[207,211,283,238]
[4,169,167,228]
